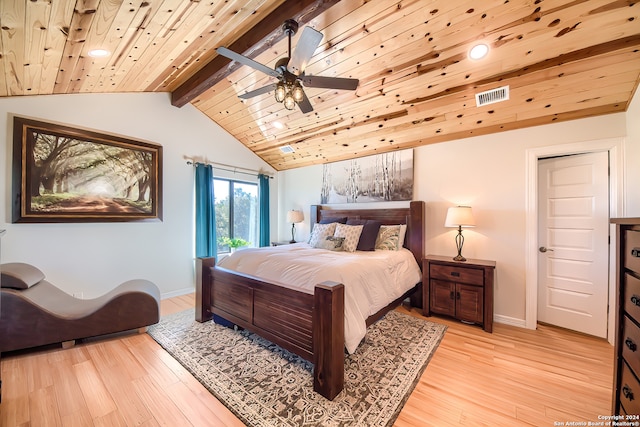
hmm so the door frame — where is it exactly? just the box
[525,137,624,344]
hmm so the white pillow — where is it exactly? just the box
[308,222,337,247]
[334,223,364,252]
[375,225,400,250]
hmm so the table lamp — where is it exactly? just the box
[444,206,476,261]
[287,210,304,243]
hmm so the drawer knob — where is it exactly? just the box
[623,385,635,401]
[625,338,638,352]
[450,271,460,277]
[632,247,640,258]
[632,295,640,307]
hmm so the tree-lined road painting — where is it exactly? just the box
[27,128,154,214]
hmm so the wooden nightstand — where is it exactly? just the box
[423,255,495,332]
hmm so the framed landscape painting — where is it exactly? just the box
[320,149,413,204]
[12,116,163,223]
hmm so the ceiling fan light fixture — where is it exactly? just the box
[283,92,296,110]
[292,83,304,102]
[275,82,286,102]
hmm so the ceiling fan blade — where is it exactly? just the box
[288,26,323,75]
[301,75,359,90]
[238,83,277,99]
[297,90,314,114]
[217,47,280,78]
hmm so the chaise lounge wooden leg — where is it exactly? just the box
[138,327,148,333]
[62,340,75,349]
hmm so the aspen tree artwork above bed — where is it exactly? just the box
[196,201,424,400]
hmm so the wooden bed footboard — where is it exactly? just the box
[196,257,345,400]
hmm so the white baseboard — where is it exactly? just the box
[494,314,528,329]
[161,287,195,300]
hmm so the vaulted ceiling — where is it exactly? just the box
[1,0,639,171]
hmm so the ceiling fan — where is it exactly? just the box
[216,19,359,114]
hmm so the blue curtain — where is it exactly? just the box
[258,174,270,247]
[195,163,216,258]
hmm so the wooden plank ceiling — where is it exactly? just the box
[1,0,639,171]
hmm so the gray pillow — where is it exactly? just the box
[347,219,382,251]
[1,263,46,289]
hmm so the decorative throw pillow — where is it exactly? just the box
[334,223,364,252]
[314,236,345,251]
[375,225,401,250]
[308,222,338,247]
[1,262,45,289]
[346,219,382,251]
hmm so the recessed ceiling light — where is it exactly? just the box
[469,44,489,60]
[88,49,111,58]
[272,121,284,129]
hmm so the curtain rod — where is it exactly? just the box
[186,161,273,179]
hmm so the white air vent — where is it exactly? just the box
[475,85,510,107]
[280,145,295,154]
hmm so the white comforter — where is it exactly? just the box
[217,243,422,353]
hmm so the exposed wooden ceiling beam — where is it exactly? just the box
[171,0,341,107]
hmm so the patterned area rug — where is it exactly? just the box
[148,309,446,427]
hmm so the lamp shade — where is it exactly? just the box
[287,210,304,224]
[444,206,476,227]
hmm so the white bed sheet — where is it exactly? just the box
[217,243,422,354]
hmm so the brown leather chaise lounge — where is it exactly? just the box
[0,262,161,353]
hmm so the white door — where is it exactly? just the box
[537,152,609,338]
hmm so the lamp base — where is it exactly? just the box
[290,223,296,244]
[453,226,467,262]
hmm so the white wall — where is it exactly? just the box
[279,102,639,324]
[0,93,276,298]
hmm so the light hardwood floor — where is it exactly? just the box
[0,294,613,426]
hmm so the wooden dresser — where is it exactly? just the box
[611,218,640,415]
[423,255,495,333]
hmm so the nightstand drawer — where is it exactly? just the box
[620,362,640,415]
[622,314,640,377]
[430,264,484,286]
[624,273,640,322]
[625,230,640,274]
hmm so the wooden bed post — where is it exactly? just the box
[408,201,425,265]
[196,257,215,322]
[312,281,345,400]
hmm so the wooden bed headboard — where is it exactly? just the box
[310,201,425,266]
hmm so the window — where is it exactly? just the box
[214,178,258,253]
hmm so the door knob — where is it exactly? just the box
[539,246,554,253]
